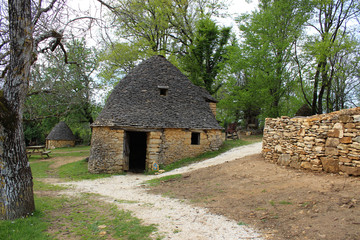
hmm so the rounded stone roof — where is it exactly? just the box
[46,121,76,141]
[93,55,221,130]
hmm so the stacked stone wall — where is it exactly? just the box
[160,129,223,165]
[262,107,360,176]
[88,127,124,173]
[46,140,75,149]
[209,102,217,117]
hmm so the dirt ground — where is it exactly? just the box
[148,153,360,240]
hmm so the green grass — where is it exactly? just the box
[57,158,119,181]
[159,136,262,172]
[1,145,159,240]
[146,174,182,187]
[0,194,158,240]
[27,146,90,161]
[30,161,54,178]
[33,179,68,192]
[269,200,293,206]
[51,145,90,153]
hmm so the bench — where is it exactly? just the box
[26,148,51,158]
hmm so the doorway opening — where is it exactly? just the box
[125,131,147,173]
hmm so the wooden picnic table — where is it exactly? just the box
[26,145,51,158]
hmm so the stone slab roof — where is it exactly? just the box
[46,121,76,141]
[93,55,222,130]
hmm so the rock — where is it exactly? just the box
[278,154,291,166]
[325,138,340,147]
[301,162,312,169]
[340,137,352,144]
[275,145,282,153]
[353,115,360,122]
[339,165,360,176]
[325,147,339,156]
[321,158,339,173]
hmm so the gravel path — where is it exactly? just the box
[62,142,264,240]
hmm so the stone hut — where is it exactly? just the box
[46,121,76,149]
[88,55,223,173]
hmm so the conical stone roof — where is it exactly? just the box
[93,55,221,130]
[46,121,76,141]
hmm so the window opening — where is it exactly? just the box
[158,85,169,96]
[160,88,168,96]
[191,132,200,145]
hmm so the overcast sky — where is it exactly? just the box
[69,0,258,42]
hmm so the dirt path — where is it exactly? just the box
[62,142,264,240]
[149,154,360,240]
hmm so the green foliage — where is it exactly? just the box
[24,38,100,145]
[97,0,228,81]
[299,0,360,113]
[181,17,231,95]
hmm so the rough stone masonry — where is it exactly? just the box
[262,107,360,176]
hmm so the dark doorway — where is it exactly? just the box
[127,131,147,173]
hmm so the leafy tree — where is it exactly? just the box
[230,0,312,120]
[0,0,95,220]
[24,38,100,145]
[96,0,227,78]
[297,0,360,114]
[181,17,231,95]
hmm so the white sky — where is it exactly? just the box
[68,0,259,43]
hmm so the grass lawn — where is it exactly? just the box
[1,145,160,240]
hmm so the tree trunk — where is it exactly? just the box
[0,0,35,220]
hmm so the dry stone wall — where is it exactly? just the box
[262,107,360,176]
[88,127,124,173]
[46,140,75,149]
[159,129,223,165]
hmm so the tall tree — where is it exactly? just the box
[299,0,360,114]
[0,0,94,220]
[1,0,35,220]
[237,0,312,118]
[96,0,227,77]
[24,38,100,145]
[181,17,231,95]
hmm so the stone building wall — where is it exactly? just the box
[262,107,360,176]
[46,139,75,149]
[159,129,223,165]
[88,127,124,173]
[88,126,223,173]
[209,102,217,117]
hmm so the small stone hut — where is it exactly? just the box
[89,55,223,173]
[46,121,76,149]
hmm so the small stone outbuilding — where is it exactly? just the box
[88,55,223,173]
[46,121,76,149]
